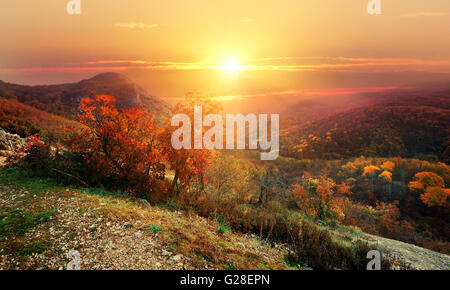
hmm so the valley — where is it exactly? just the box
[0,73,449,270]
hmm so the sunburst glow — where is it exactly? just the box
[222,60,242,75]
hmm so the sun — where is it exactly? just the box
[222,60,242,75]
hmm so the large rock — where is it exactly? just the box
[0,129,26,151]
[359,233,450,270]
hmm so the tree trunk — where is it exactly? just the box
[171,170,179,194]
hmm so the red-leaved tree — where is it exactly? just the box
[66,95,165,195]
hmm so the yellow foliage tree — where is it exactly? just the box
[379,171,393,182]
[409,172,448,207]
[362,165,380,176]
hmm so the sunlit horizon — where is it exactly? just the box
[1,0,450,97]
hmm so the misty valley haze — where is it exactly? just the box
[171,106,279,160]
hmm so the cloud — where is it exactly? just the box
[240,18,255,23]
[87,60,148,65]
[3,57,450,74]
[114,22,159,29]
[402,12,449,18]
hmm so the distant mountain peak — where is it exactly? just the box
[0,73,168,119]
[85,72,131,83]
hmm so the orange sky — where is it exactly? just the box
[1,0,450,98]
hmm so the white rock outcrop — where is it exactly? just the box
[0,129,26,151]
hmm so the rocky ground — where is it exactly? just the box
[0,182,290,270]
[360,233,450,270]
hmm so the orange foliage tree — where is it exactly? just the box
[420,187,450,207]
[293,177,348,221]
[408,172,449,207]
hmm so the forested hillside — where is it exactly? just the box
[282,92,450,163]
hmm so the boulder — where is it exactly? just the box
[136,198,151,207]
[0,129,26,151]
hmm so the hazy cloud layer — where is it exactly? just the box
[3,57,450,74]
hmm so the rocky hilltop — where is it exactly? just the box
[360,233,450,270]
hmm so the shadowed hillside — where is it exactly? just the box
[0,73,167,118]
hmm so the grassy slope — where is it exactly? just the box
[0,168,292,270]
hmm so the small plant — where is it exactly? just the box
[211,213,231,235]
[217,222,230,235]
[167,243,176,252]
[81,188,128,200]
[147,224,163,233]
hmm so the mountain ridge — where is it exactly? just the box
[0,72,168,118]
